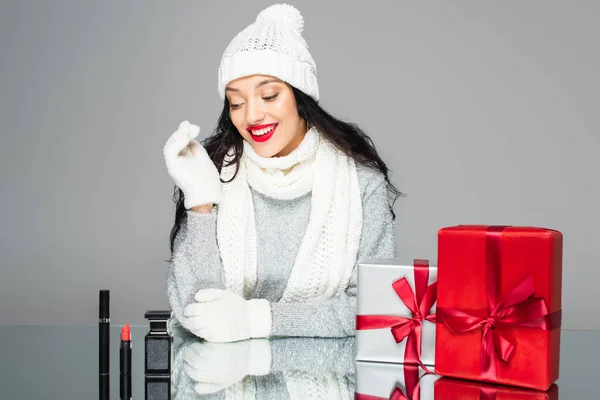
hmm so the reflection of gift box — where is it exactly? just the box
[355,361,440,400]
[434,377,559,400]
[356,259,437,367]
[435,226,562,390]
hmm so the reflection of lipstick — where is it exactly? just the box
[120,324,132,400]
[247,123,277,143]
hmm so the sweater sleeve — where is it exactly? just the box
[269,174,398,338]
[166,210,226,324]
[269,337,355,374]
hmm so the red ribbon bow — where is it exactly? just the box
[356,259,437,372]
[437,226,562,381]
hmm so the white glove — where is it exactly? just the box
[183,339,272,394]
[182,289,272,343]
[163,120,222,209]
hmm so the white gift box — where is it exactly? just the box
[355,361,440,399]
[355,259,437,366]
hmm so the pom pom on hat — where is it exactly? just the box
[256,3,304,33]
[217,3,319,101]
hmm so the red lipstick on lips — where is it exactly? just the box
[247,123,277,143]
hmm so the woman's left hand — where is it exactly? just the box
[183,289,272,342]
[183,339,272,394]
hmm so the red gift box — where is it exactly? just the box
[435,226,562,390]
[434,377,559,400]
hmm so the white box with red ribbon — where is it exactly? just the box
[355,259,438,368]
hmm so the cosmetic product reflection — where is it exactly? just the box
[120,324,132,400]
[99,290,110,400]
[144,310,173,400]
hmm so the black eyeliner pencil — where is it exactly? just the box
[99,290,110,400]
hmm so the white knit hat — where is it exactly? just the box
[217,3,319,101]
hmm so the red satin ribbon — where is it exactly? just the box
[479,386,497,400]
[437,226,562,381]
[354,365,422,400]
[354,388,410,400]
[356,259,437,372]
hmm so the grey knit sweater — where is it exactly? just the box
[166,162,397,338]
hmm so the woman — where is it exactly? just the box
[164,3,401,343]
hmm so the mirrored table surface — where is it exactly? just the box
[0,325,597,398]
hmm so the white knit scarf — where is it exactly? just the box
[216,127,363,302]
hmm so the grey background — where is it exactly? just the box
[1,1,598,329]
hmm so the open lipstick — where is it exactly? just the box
[247,123,277,143]
[120,324,132,400]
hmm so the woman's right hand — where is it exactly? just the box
[163,120,222,210]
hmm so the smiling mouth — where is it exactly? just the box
[247,123,278,142]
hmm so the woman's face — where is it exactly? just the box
[225,74,307,158]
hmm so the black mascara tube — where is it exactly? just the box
[99,290,110,400]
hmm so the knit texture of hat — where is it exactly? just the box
[217,3,319,101]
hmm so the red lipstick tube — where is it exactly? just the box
[120,324,132,400]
